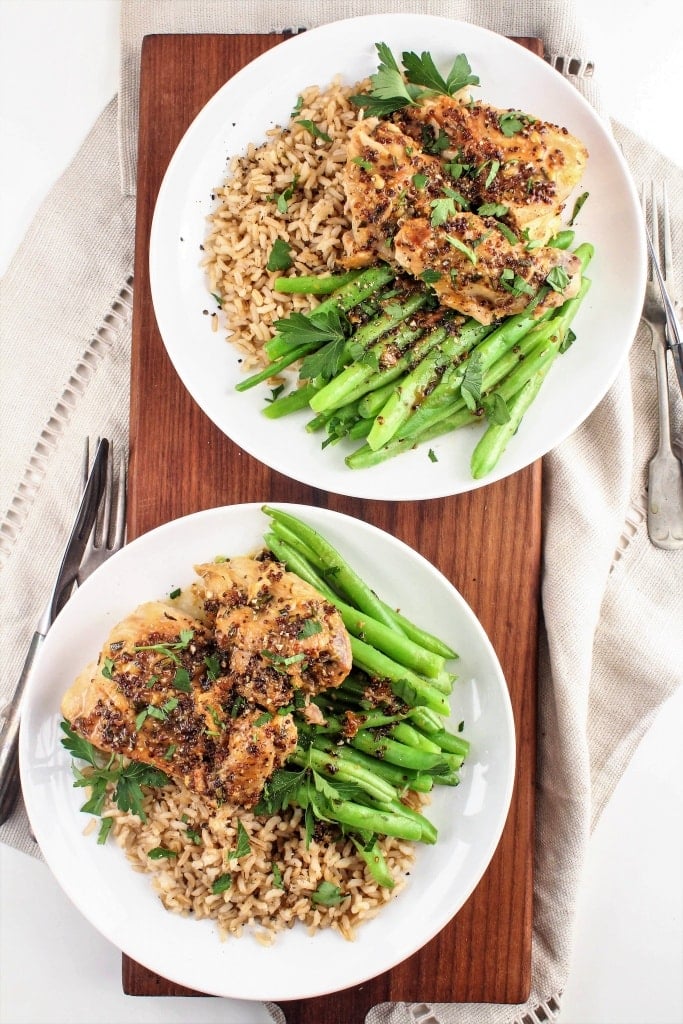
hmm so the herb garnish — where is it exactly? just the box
[296,119,332,143]
[274,305,349,349]
[350,43,479,118]
[498,110,536,137]
[569,191,589,225]
[267,238,293,272]
[61,720,169,824]
[311,881,344,907]
[133,629,194,665]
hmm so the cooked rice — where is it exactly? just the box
[202,77,366,370]
[101,781,418,942]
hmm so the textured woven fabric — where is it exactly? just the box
[1,3,681,1022]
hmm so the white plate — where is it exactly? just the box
[20,503,514,1001]
[149,14,645,501]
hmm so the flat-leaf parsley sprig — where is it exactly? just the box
[60,720,169,840]
[350,42,480,118]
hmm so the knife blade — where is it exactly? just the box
[0,437,110,825]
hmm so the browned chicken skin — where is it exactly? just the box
[61,557,352,809]
[342,98,587,325]
[395,96,588,242]
[195,555,352,704]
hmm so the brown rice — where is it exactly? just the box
[202,77,366,370]
[100,780,419,943]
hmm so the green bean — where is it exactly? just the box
[262,381,319,419]
[235,343,315,393]
[308,320,427,414]
[289,745,397,804]
[368,795,438,844]
[350,728,448,771]
[350,637,450,716]
[274,270,362,294]
[366,321,490,450]
[295,783,423,841]
[350,836,396,887]
[311,735,435,793]
[264,530,447,679]
[262,506,400,631]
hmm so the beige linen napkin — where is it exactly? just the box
[1,2,681,1022]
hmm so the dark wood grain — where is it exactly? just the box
[124,33,541,1019]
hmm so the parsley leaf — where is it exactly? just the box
[148,846,177,860]
[61,721,169,824]
[226,819,252,860]
[311,880,344,907]
[298,337,348,382]
[274,305,349,348]
[402,49,479,96]
[460,352,483,411]
[478,202,509,218]
[445,233,478,265]
[569,191,589,225]
[498,111,536,137]
[297,619,323,639]
[296,119,332,143]
[267,238,293,272]
[499,268,535,297]
[211,873,232,894]
[482,392,511,425]
[272,862,285,889]
[545,266,571,293]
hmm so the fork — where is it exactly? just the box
[641,183,683,550]
[77,437,127,583]
[0,440,127,825]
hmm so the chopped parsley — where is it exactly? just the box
[266,238,293,272]
[569,191,589,225]
[311,881,344,907]
[211,873,232,894]
[295,119,332,143]
[498,110,536,137]
[545,266,571,293]
[148,846,177,860]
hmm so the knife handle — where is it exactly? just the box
[0,631,45,825]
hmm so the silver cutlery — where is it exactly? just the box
[644,181,683,400]
[0,437,125,824]
[641,183,683,550]
[77,437,127,585]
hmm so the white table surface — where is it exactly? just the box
[1,3,681,1023]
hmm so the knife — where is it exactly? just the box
[0,437,110,825]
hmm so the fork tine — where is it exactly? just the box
[81,437,90,493]
[649,181,660,266]
[112,452,127,548]
[662,182,673,283]
[98,444,114,545]
[641,184,652,279]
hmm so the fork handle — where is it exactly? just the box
[653,333,675,456]
[0,631,45,825]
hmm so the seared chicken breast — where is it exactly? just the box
[62,557,353,810]
[342,117,582,325]
[194,555,352,705]
[395,95,588,242]
[394,215,581,324]
[61,600,298,808]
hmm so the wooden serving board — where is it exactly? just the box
[125,33,542,1021]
